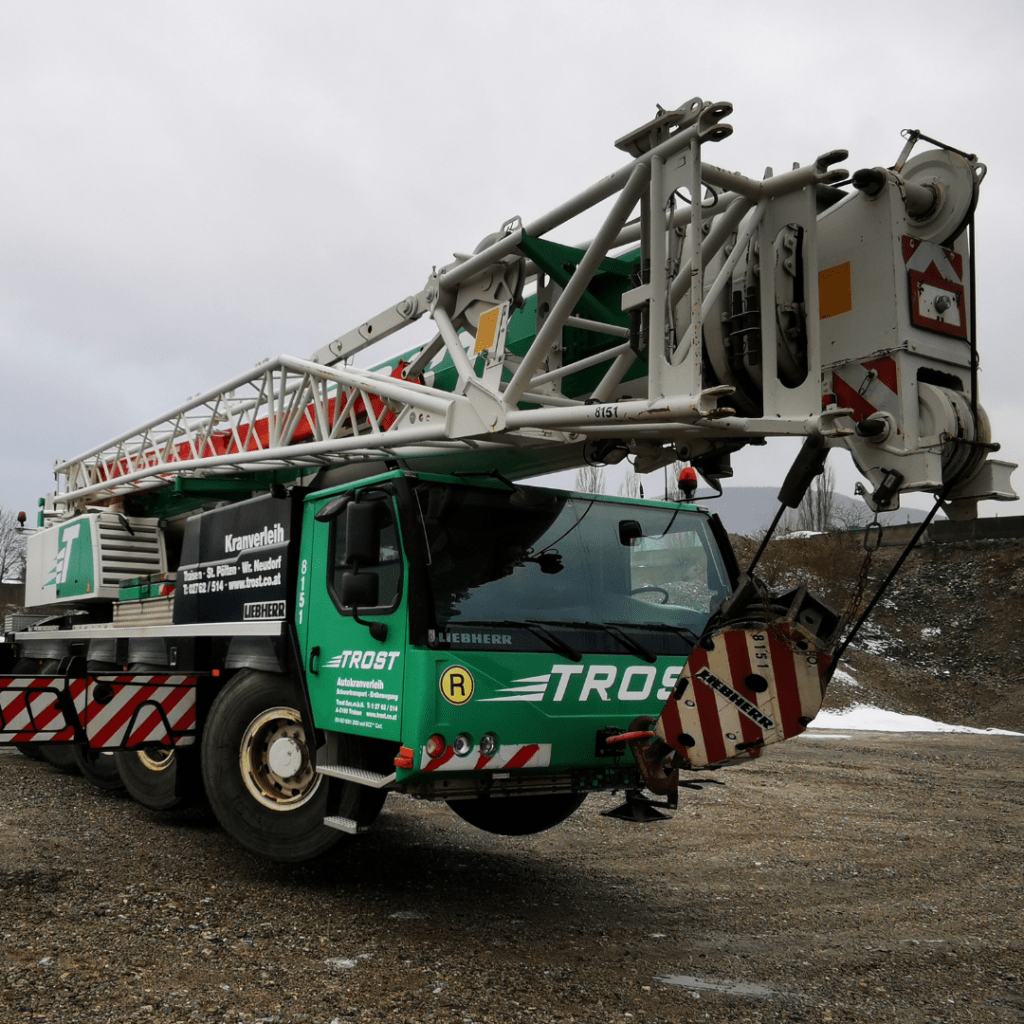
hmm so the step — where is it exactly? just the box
[323,815,371,835]
[316,764,396,789]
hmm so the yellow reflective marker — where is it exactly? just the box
[474,306,501,354]
[819,262,852,319]
[439,665,475,706]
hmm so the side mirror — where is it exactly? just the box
[340,571,388,643]
[341,571,379,609]
[346,502,382,567]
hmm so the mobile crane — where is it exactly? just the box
[1,98,1014,862]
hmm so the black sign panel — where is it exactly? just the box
[173,494,297,625]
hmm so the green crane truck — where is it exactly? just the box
[1,97,1013,861]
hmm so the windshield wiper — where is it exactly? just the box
[513,621,583,662]
[609,621,701,648]
[589,622,657,663]
[539,619,658,663]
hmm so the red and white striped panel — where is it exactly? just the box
[831,356,899,424]
[85,676,198,749]
[419,742,552,773]
[655,624,830,768]
[0,676,88,743]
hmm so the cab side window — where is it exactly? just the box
[328,502,402,613]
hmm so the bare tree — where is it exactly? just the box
[618,469,642,499]
[831,498,873,531]
[573,465,606,494]
[0,506,27,583]
[796,461,836,532]
[662,460,686,501]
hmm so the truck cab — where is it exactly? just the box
[296,470,737,833]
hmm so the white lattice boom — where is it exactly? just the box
[51,98,1015,519]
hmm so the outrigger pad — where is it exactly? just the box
[601,791,673,823]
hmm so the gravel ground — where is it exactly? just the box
[2,732,1022,1024]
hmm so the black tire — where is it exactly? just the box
[447,792,587,836]
[201,670,387,863]
[114,747,203,811]
[38,745,80,772]
[73,745,126,791]
[12,662,46,760]
[33,660,80,773]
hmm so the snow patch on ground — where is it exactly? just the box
[829,666,861,688]
[808,704,1024,736]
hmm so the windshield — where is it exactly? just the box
[415,483,732,637]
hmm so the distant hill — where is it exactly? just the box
[746,531,1024,732]
[687,486,928,537]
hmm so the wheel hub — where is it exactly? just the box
[239,706,320,811]
[267,735,304,778]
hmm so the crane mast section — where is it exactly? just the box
[50,99,1014,521]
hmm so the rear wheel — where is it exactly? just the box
[114,747,203,811]
[73,746,125,791]
[35,660,80,773]
[447,792,587,836]
[12,660,45,759]
[37,744,79,771]
[201,671,387,862]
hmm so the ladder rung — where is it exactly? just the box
[316,764,396,789]
[323,815,370,835]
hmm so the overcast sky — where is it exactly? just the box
[2,0,1022,522]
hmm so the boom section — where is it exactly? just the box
[48,99,1013,520]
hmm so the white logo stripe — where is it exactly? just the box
[480,681,549,703]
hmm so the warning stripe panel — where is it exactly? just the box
[766,629,804,738]
[419,742,552,773]
[0,680,61,733]
[724,629,763,750]
[655,623,829,769]
[89,683,161,747]
[862,357,898,395]
[0,677,88,743]
[704,643,745,757]
[831,357,899,425]
[420,746,457,772]
[126,692,197,748]
[832,373,879,423]
[85,676,198,749]
[0,674,199,748]
[669,646,710,766]
[691,663,729,766]
[656,680,686,754]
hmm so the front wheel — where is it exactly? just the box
[447,792,587,836]
[201,671,386,862]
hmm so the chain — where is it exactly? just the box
[844,512,882,625]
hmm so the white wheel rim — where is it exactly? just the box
[136,748,175,772]
[239,706,321,811]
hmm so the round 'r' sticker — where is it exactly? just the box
[439,666,474,706]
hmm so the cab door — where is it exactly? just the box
[298,492,407,743]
